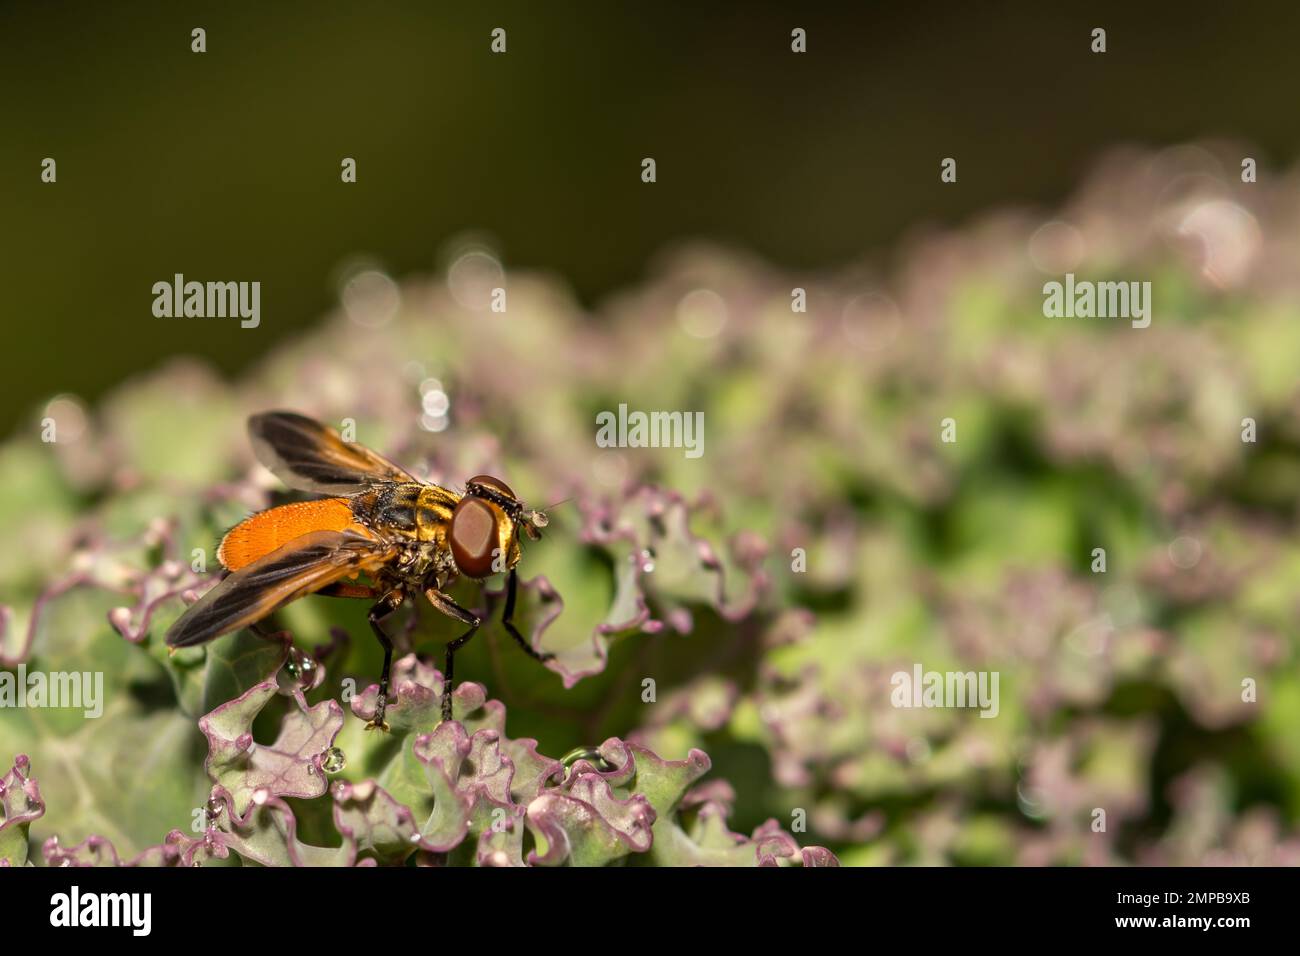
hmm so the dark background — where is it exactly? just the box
[2,0,1295,435]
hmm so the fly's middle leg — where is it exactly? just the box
[424,587,481,722]
[503,569,556,665]
[364,588,406,732]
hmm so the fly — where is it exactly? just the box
[165,411,553,730]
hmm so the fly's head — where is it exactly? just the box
[449,475,547,579]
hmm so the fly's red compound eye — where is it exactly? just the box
[467,474,516,501]
[450,495,502,578]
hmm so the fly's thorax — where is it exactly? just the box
[356,482,458,543]
[415,484,459,542]
[351,484,411,539]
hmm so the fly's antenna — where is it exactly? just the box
[520,496,570,541]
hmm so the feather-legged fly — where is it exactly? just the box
[165,411,553,730]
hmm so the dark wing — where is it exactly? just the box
[248,411,415,494]
[166,530,398,647]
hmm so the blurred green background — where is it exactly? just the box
[3,0,1300,434]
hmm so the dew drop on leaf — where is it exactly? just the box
[320,747,347,774]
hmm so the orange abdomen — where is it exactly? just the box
[218,498,360,571]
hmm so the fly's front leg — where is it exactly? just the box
[424,587,481,722]
[365,588,406,732]
[503,569,555,664]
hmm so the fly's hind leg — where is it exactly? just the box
[503,569,556,665]
[363,588,405,732]
[424,588,481,723]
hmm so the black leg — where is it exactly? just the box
[442,623,479,721]
[365,589,405,731]
[503,569,555,664]
[424,588,482,722]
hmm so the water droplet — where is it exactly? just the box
[1016,782,1048,820]
[639,549,655,573]
[420,382,450,417]
[205,797,223,820]
[1028,220,1086,274]
[840,292,901,353]
[41,394,89,443]
[420,412,450,433]
[446,246,504,311]
[1168,535,1203,569]
[320,747,346,774]
[252,788,269,806]
[1173,199,1260,289]
[341,268,401,328]
[281,648,318,690]
[676,288,728,339]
